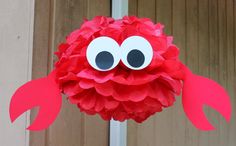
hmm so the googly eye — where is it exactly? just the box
[86,37,121,71]
[121,36,153,70]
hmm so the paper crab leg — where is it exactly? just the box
[9,71,62,131]
[182,66,231,131]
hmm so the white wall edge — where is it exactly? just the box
[25,0,35,145]
[110,119,127,146]
[112,0,128,19]
[110,0,128,146]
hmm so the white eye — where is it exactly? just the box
[86,37,121,71]
[121,36,153,70]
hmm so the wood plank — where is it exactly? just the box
[217,0,230,145]
[128,118,156,146]
[48,0,110,146]
[31,0,110,146]
[128,0,138,16]
[84,0,111,146]
[31,0,52,78]
[127,1,157,145]
[234,0,236,77]
[208,0,220,145]
[127,120,138,146]
[0,0,34,145]
[185,0,200,145]
[197,0,210,145]
[87,0,110,19]
[127,0,174,146]
[127,0,236,146]
[30,0,51,145]
[198,0,210,77]
[137,0,156,21]
[156,0,172,34]
[172,0,187,145]
[154,1,174,145]
[228,0,236,145]
[173,0,186,62]
[83,1,110,146]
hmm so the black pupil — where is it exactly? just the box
[95,51,114,70]
[127,49,145,68]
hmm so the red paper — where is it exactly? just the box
[10,71,62,130]
[182,66,231,130]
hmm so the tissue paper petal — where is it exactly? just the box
[54,16,184,122]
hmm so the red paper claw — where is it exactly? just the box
[9,71,62,131]
[182,66,231,130]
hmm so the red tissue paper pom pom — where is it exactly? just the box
[54,16,185,123]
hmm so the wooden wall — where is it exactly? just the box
[128,0,236,146]
[30,0,110,146]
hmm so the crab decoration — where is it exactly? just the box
[9,16,231,131]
